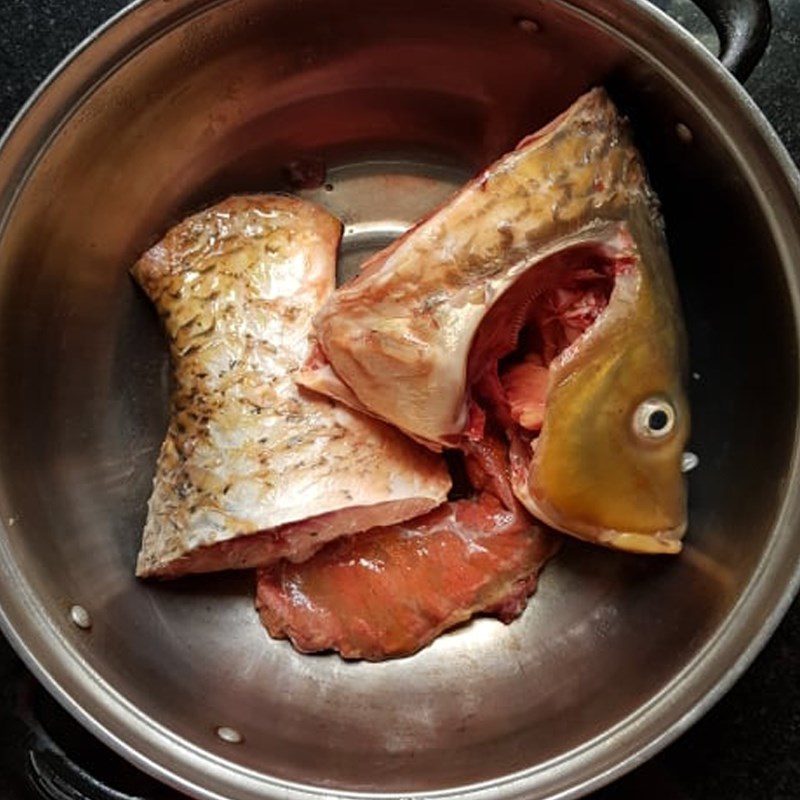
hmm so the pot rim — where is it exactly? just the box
[0,1,798,799]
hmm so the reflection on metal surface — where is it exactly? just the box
[68,606,92,631]
[299,159,466,284]
[649,0,719,52]
[682,452,700,473]
[675,122,694,143]
[516,17,541,34]
[215,727,243,745]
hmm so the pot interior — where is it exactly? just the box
[0,0,797,796]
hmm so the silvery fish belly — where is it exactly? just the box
[304,89,689,555]
[132,195,450,579]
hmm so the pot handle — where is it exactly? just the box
[689,0,772,81]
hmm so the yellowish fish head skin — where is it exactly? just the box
[524,220,689,554]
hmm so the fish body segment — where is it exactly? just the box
[132,195,450,578]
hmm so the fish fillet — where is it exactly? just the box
[257,496,557,661]
[132,195,450,578]
[256,435,558,661]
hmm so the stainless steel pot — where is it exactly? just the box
[0,1,798,798]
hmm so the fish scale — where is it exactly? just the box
[132,194,450,578]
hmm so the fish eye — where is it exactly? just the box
[633,398,676,440]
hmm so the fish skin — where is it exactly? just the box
[132,195,450,579]
[305,89,689,554]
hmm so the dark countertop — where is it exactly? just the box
[0,1,798,799]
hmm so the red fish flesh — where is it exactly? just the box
[256,437,558,661]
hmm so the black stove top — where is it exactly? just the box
[0,1,798,798]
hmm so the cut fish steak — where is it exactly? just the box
[302,88,689,555]
[132,195,450,578]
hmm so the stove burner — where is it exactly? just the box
[0,645,178,800]
[25,686,175,799]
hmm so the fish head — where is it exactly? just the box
[518,220,689,554]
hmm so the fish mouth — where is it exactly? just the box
[507,460,685,554]
[601,531,683,555]
[465,223,686,551]
[465,230,621,468]
[465,231,622,435]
